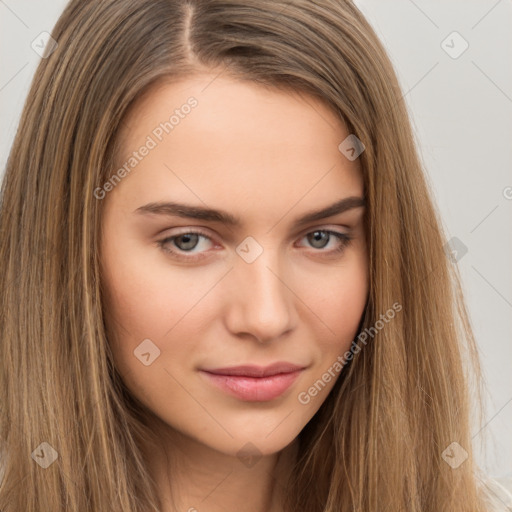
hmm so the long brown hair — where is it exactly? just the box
[0,0,488,510]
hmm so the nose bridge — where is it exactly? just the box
[226,239,295,341]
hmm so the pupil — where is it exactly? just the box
[309,231,328,249]
[177,233,198,250]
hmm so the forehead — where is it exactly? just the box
[109,73,364,223]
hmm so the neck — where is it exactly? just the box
[142,419,299,512]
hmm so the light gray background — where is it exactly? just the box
[1,0,511,478]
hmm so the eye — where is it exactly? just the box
[157,228,353,262]
[296,229,353,256]
[157,229,214,262]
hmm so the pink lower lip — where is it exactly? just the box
[200,370,303,402]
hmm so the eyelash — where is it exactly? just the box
[156,228,353,262]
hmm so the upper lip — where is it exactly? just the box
[201,362,306,377]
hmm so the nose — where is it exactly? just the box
[223,248,297,343]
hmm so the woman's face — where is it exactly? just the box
[100,72,369,457]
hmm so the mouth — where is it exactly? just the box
[199,363,306,402]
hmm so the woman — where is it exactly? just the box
[0,0,510,511]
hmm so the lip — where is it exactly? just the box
[199,362,306,402]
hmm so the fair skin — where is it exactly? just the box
[100,71,369,512]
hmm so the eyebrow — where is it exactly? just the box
[133,196,365,227]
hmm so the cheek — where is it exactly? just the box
[299,251,369,353]
[291,258,368,407]
[101,242,225,382]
